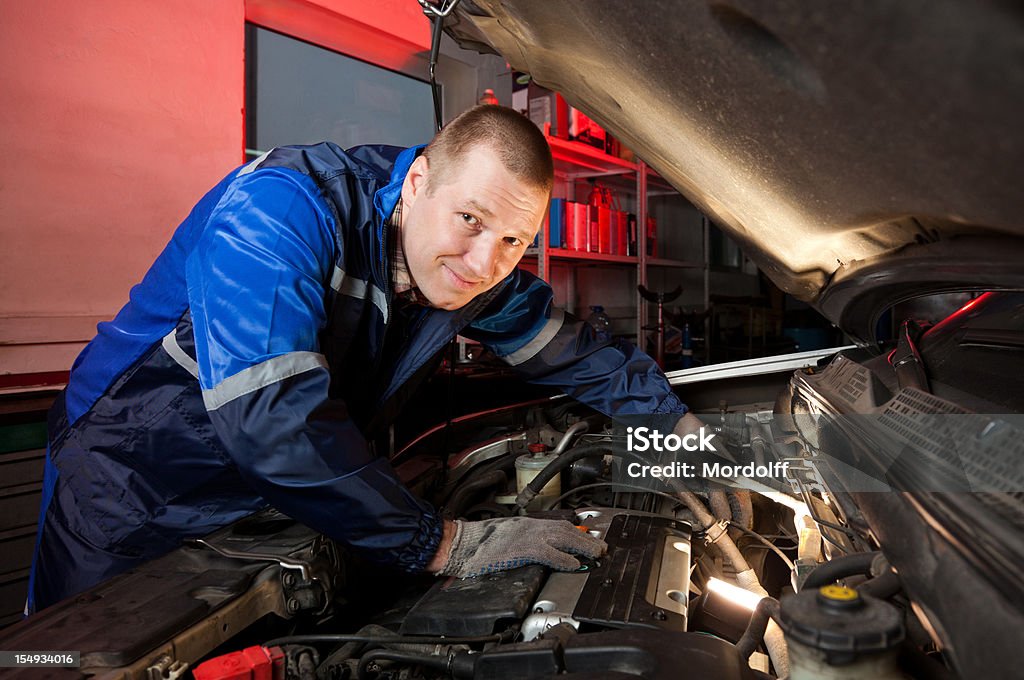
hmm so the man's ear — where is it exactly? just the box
[401,155,430,207]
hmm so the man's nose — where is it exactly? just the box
[464,236,500,281]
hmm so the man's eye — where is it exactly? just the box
[461,213,479,226]
[504,236,524,247]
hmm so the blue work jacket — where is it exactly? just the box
[28,143,685,612]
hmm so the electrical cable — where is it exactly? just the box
[730,523,796,572]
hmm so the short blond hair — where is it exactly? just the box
[423,105,553,196]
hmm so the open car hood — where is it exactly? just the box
[446,1,1024,340]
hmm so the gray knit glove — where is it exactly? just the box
[438,517,607,578]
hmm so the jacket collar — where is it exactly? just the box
[371,145,425,288]
[373,146,425,239]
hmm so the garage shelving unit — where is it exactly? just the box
[525,133,710,348]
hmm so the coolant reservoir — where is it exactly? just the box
[515,446,561,509]
[781,585,907,680]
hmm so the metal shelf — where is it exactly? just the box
[647,257,705,269]
[547,135,637,178]
[536,132,710,353]
[526,247,637,265]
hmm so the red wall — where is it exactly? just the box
[0,0,246,376]
[0,1,441,381]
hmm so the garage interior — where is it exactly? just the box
[6,3,1015,675]
[0,1,853,628]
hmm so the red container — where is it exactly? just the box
[575,203,591,251]
[613,210,627,255]
[597,206,612,254]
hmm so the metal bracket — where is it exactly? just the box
[703,519,730,546]
[417,0,463,18]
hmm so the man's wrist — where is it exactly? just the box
[426,519,458,574]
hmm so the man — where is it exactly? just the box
[28,105,687,613]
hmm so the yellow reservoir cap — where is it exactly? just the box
[819,584,859,601]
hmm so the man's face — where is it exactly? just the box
[399,144,548,311]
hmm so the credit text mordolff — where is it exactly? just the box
[625,461,791,480]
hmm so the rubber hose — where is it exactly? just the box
[858,570,902,599]
[736,570,789,678]
[736,597,782,659]
[730,489,754,530]
[709,488,733,522]
[317,624,393,676]
[447,469,507,517]
[802,551,880,590]
[356,649,448,679]
[663,478,752,575]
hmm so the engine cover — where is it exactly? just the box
[523,509,692,640]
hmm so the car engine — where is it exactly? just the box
[4,295,1022,679]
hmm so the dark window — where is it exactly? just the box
[245,25,435,158]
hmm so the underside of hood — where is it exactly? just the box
[446,0,1024,340]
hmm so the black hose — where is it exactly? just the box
[264,632,506,648]
[446,469,506,517]
[735,597,782,660]
[515,443,615,508]
[802,551,880,590]
[858,569,902,599]
[357,649,449,679]
[316,624,393,674]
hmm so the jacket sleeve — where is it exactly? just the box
[461,269,687,416]
[185,167,441,572]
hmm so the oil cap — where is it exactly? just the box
[780,585,905,665]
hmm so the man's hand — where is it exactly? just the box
[429,517,607,578]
